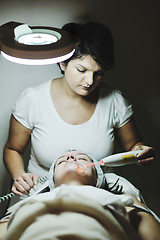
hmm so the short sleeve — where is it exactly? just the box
[113,90,133,128]
[12,88,35,129]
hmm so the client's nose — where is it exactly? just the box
[66,155,76,161]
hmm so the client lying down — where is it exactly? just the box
[1,151,160,240]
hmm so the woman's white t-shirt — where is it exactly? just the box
[12,80,133,177]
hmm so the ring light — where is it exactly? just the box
[0,21,78,65]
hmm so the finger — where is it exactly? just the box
[137,150,155,160]
[136,151,145,159]
[12,183,29,195]
[32,174,39,185]
[11,186,23,196]
[15,176,32,192]
[136,150,148,159]
[21,174,35,188]
[14,180,29,194]
[137,157,154,166]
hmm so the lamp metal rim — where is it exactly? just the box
[0,21,78,60]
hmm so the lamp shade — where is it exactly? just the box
[0,21,78,65]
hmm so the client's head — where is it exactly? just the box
[49,150,104,190]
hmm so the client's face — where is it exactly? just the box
[54,151,97,187]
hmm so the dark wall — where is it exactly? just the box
[80,0,160,216]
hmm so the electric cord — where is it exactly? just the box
[0,175,49,203]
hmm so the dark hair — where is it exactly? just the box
[59,22,114,73]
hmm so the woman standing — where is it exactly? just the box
[3,22,154,196]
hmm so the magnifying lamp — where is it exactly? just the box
[0,21,78,65]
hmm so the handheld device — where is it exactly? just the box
[76,150,142,175]
[101,150,142,167]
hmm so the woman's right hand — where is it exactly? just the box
[12,173,39,196]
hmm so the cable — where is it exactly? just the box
[0,193,15,202]
[0,175,49,203]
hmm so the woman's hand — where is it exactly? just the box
[132,144,155,166]
[12,173,39,196]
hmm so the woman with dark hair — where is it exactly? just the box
[3,22,154,196]
[60,22,114,71]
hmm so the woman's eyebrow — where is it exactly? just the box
[76,64,86,69]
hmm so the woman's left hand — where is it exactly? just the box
[132,144,155,166]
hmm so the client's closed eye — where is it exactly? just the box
[57,158,66,165]
[77,155,90,162]
[78,158,87,161]
[58,160,65,165]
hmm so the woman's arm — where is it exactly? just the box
[116,118,155,165]
[125,195,160,240]
[3,115,38,195]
